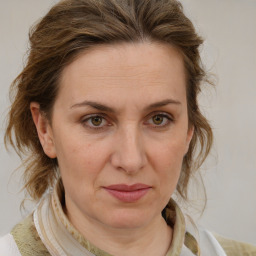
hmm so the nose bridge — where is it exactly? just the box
[123,124,141,155]
[112,123,146,173]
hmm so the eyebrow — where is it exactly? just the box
[144,99,181,111]
[70,99,181,112]
[71,101,115,113]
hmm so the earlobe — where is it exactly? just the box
[30,102,57,158]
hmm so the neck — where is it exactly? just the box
[66,206,173,256]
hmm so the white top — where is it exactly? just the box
[0,233,21,256]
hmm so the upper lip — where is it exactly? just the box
[104,184,151,191]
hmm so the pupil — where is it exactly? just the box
[153,115,163,125]
[92,116,102,126]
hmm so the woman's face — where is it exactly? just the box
[33,42,193,230]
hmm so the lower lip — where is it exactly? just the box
[104,188,151,203]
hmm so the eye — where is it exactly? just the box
[90,116,103,126]
[81,114,109,129]
[152,115,165,125]
[146,113,173,128]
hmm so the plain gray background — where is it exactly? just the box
[0,0,256,245]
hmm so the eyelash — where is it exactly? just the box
[81,112,174,131]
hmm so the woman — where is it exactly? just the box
[0,0,255,255]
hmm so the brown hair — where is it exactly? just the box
[5,0,213,206]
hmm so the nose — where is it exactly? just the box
[110,125,147,174]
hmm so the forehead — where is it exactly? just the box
[57,42,187,108]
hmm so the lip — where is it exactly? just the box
[103,184,151,203]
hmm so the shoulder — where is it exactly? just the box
[0,233,21,256]
[7,214,50,256]
[214,233,256,256]
[196,228,256,256]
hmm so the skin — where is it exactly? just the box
[31,42,194,256]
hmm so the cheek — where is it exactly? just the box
[151,140,186,191]
[55,135,111,181]
[152,138,186,169]
[57,142,105,201]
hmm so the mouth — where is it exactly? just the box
[103,184,152,203]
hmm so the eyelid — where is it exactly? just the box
[146,111,174,120]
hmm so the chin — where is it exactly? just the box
[101,208,155,229]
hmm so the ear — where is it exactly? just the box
[30,102,57,158]
[185,125,194,154]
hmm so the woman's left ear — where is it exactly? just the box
[30,102,57,158]
[185,125,194,154]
